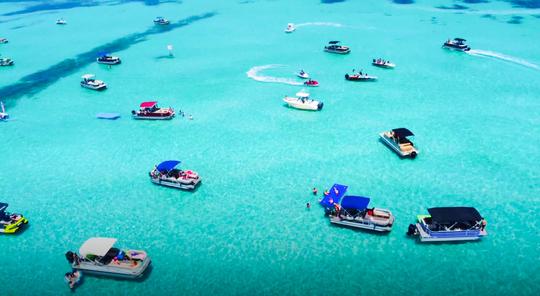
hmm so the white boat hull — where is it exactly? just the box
[415,223,485,242]
[379,132,418,158]
[330,217,392,232]
[150,176,201,190]
[81,83,107,91]
[72,257,151,279]
[283,98,323,111]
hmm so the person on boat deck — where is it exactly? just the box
[333,187,339,195]
[481,219,487,230]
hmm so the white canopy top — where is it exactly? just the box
[81,74,95,79]
[296,91,309,98]
[79,237,117,257]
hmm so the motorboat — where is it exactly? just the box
[304,79,319,87]
[0,101,9,121]
[442,38,471,52]
[319,184,394,232]
[80,74,107,91]
[0,38,8,44]
[66,237,151,278]
[324,41,350,54]
[154,17,170,25]
[0,203,28,234]
[345,72,377,81]
[97,54,121,65]
[132,101,175,120]
[0,57,14,66]
[56,18,67,25]
[407,207,487,242]
[372,58,395,69]
[285,23,295,33]
[149,160,201,190]
[379,128,418,158]
[296,70,309,79]
[283,91,323,111]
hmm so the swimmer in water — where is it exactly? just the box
[312,188,318,195]
[306,202,311,209]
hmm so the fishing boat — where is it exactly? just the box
[0,203,29,234]
[324,41,350,54]
[132,101,175,120]
[80,74,107,91]
[407,207,487,242]
[153,17,170,25]
[345,72,377,81]
[65,237,151,278]
[56,18,67,25]
[97,54,121,65]
[285,23,295,33]
[372,58,395,69]
[379,128,418,158]
[296,70,309,79]
[304,79,319,87]
[283,91,323,111]
[0,101,9,121]
[0,38,8,44]
[149,160,201,190]
[442,38,471,52]
[319,184,394,232]
[0,57,14,66]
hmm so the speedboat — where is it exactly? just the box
[66,237,151,278]
[407,207,487,242]
[372,58,395,69]
[324,41,351,54]
[0,38,8,44]
[379,128,418,158]
[149,160,201,190]
[345,72,377,81]
[0,203,29,234]
[296,70,309,79]
[283,91,323,111]
[0,101,9,121]
[97,54,121,65]
[319,184,394,232]
[132,101,175,120]
[153,17,170,25]
[304,79,319,87]
[56,18,67,25]
[0,57,14,66]
[442,38,471,52]
[80,74,107,91]
[285,23,295,33]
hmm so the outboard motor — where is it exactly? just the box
[131,110,136,115]
[65,251,75,264]
[407,224,417,236]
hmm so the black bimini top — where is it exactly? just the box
[428,207,482,224]
[454,38,466,42]
[392,128,414,138]
[328,41,340,44]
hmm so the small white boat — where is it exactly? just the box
[0,101,9,121]
[150,160,201,190]
[56,18,67,25]
[66,237,151,279]
[324,41,351,54]
[132,101,175,120]
[153,17,170,25]
[0,57,14,66]
[372,58,395,69]
[285,23,295,33]
[283,91,323,111]
[97,54,121,65]
[296,70,309,79]
[379,128,418,158]
[80,74,107,91]
[443,38,471,52]
[0,38,8,44]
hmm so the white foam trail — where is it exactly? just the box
[295,22,343,28]
[467,49,540,70]
[246,65,303,86]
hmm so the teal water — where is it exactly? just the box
[1,0,539,295]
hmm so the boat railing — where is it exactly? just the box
[419,222,480,238]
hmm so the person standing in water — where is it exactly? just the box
[306,202,311,209]
[312,188,318,195]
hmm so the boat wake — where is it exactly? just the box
[295,22,343,28]
[246,65,303,86]
[467,49,539,70]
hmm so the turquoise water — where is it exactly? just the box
[1,0,539,295]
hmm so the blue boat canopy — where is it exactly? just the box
[319,184,348,208]
[156,160,181,172]
[0,203,7,212]
[340,196,370,210]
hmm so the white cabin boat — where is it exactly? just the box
[97,54,121,65]
[372,58,395,69]
[324,41,350,54]
[154,17,170,25]
[0,38,8,44]
[0,57,14,66]
[132,101,175,120]
[379,128,418,158]
[80,74,107,91]
[149,160,201,190]
[56,18,67,25]
[442,38,471,52]
[283,91,323,111]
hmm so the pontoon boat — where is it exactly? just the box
[132,101,175,120]
[66,237,151,278]
[320,185,394,232]
[0,38,8,44]
[345,72,377,81]
[372,58,395,69]
[80,74,107,91]
[0,57,14,66]
[304,79,319,87]
[97,54,121,65]
[149,160,201,190]
[324,41,350,54]
[283,91,323,111]
[0,203,28,234]
[407,207,487,242]
[442,38,471,52]
[285,23,295,33]
[379,128,418,158]
[56,18,67,25]
[154,17,170,25]
[0,101,9,121]
[297,70,309,79]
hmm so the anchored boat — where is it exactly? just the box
[283,91,323,111]
[154,17,170,25]
[407,207,487,242]
[0,57,14,66]
[97,53,121,65]
[324,41,350,54]
[0,38,8,44]
[379,128,418,158]
[149,160,201,190]
[0,203,28,234]
[66,237,151,278]
[132,101,175,120]
[372,58,395,69]
[56,18,67,25]
[320,184,394,232]
[80,74,107,90]
[442,38,471,52]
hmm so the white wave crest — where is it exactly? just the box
[295,22,343,28]
[246,65,303,86]
[467,49,539,70]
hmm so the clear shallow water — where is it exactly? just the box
[1,0,539,295]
